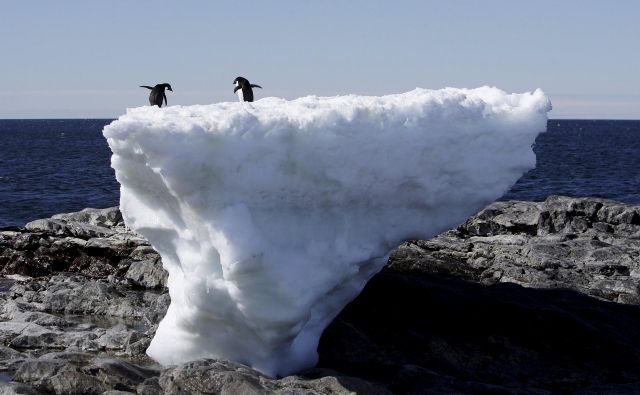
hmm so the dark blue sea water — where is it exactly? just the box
[0,119,639,228]
[501,120,640,203]
[0,119,119,228]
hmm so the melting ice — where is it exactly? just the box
[103,87,551,377]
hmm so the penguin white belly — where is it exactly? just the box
[237,89,244,102]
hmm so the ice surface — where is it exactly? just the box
[103,87,551,377]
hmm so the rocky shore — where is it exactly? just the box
[1,196,640,394]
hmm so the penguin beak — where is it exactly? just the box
[168,87,173,92]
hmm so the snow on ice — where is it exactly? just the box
[103,87,551,377]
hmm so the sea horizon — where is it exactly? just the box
[1,117,639,121]
[1,118,640,228]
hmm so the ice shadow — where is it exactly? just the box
[316,268,640,394]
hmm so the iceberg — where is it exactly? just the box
[103,87,551,377]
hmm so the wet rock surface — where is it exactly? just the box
[1,197,640,394]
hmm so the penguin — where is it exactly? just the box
[233,77,262,102]
[140,83,173,107]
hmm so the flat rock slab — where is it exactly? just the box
[390,195,640,304]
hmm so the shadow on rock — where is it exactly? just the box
[318,268,640,394]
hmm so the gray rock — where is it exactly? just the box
[39,277,133,316]
[124,259,167,289]
[0,346,27,361]
[0,346,29,371]
[11,311,71,327]
[135,377,161,395]
[0,311,147,356]
[4,196,640,394]
[51,207,122,229]
[0,322,61,348]
[12,353,158,395]
[158,359,390,395]
[128,246,159,261]
[390,195,640,304]
[12,359,68,393]
[36,275,160,318]
[84,238,131,256]
[2,207,156,280]
[25,219,115,239]
[0,382,42,395]
[96,325,144,353]
[0,275,161,358]
[83,358,158,392]
[6,350,386,395]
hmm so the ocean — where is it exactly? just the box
[0,119,639,228]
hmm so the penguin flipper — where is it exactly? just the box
[163,93,168,106]
[140,85,153,90]
[234,86,241,93]
[251,84,262,89]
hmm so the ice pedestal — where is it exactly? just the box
[103,87,551,377]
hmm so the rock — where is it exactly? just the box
[158,359,390,395]
[96,325,144,353]
[0,275,164,360]
[12,353,158,395]
[0,311,146,357]
[3,196,640,393]
[1,208,163,284]
[51,207,123,229]
[84,238,131,258]
[316,196,640,393]
[124,259,167,289]
[0,346,29,372]
[0,346,27,361]
[389,195,640,304]
[38,275,143,317]
[0,381,42,395]
[82,358,158,391]
[318,267,640,393]
[0,322,61,348]
[1,305,71,327]
[5,350,385,395]
[135,377,161,395]
[157,359,270,395]
[25,219,116,239]
[127,246,159,261]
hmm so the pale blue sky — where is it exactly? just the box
[0,0,638,119]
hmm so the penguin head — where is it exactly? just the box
[233,77,248,87]
[163,83,173,92]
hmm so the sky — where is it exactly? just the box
[0,0,638,119]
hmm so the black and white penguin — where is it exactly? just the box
[140,83,173,107]
[233,77,262,102]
